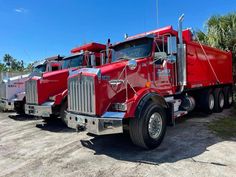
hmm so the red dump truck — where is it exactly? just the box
[66,15,233,149]
[24,43,108,123]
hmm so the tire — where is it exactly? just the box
[129,102,167,149]
[199,89,215,114]
[60,100,68,125]
[14,100,25,115]
[213,88,225,113]
[224,87,233,108]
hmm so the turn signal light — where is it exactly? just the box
[145,81,151,88]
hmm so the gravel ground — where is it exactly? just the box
[0,109,235,177]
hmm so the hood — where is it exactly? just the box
[80,59,148,116]
[35,69,70,105]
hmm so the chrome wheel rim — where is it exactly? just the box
[209,94,214,110]
[148,112,163,139]
[219,93,224,108]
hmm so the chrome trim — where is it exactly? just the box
[68,75,96,115]
[25,102,53,117]
[66,112,123,135]
[177,44,187,86]
[25,79,38,104]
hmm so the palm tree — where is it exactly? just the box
[197,12,236,76]
[3,54,13,67]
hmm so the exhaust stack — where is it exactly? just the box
[177,14,187,92]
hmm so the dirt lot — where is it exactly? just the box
[0,109,236,177]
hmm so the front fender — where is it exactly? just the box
[125,88,167,118]
[54,89,68,105]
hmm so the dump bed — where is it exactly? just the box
[186,41,233,89]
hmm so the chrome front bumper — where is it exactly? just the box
[25,102,54,117]
[0,99,15,111]
[66,112,124,135]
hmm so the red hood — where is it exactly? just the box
[95,59,148,116]
[37,69,70,104]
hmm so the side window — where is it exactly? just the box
[154,40,167,65]
[52,66,58,71]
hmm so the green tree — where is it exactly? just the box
[3,54,13,67]
[0,63,7,71]
[2,54,25,71]
[197,12,236,74]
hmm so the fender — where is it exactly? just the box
[125,88,168,118]
[54,89,68,105]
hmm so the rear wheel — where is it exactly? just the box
[129,102,167,149]
[199,89,215,114]
[213,88,225,113]
[224,87,233,108]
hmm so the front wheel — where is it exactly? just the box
[129,102,167,149]
[14,100,25,115]
[60,100,68,125]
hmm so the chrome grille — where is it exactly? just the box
[68,75,95,115]
[25,79,38,104]
[0,82,6,99]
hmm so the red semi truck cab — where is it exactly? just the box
[66,17,233,149]
[6,55,63,114]
[24,43,107,122]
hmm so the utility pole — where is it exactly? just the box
[156,0,159,28]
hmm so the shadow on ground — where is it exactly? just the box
[35,118,74,133]
[8,114,40,121]
[80,110,234,165]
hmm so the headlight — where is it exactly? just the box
[112,103,127,111]
[49,96,56,101]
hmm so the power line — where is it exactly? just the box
[156,0,159,28]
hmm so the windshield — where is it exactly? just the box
[113,37,153,61]
[62,55,84,69]
[33,64,46,73]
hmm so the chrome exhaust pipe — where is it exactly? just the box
[177,14,187,93]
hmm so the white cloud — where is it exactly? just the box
[14,8,28,13]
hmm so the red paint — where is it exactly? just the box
[71,43,106,53]
[73,27,233,119]
[29,43,107,107]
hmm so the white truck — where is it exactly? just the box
[0,56,63,113]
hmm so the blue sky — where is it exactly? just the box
[0,0,235,65]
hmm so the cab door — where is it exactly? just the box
[152,38,175,95]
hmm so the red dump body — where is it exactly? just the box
[184,34,233,89]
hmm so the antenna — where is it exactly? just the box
[156,0,159,27]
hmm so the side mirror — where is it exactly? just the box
[167,36,177,54]
[90,54,96,66]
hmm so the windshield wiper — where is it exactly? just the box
[116,57,130,61]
